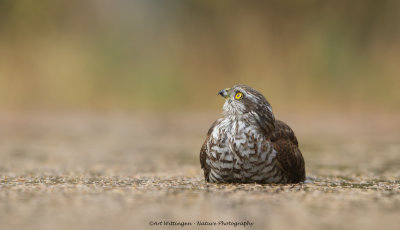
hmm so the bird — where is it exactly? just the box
[200,85,305,184]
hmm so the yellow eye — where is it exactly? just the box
[234,92,243,100]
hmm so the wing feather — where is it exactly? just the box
[270,120,305,183]
[200,119,222,182]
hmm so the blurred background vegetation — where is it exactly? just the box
[0,0,399,111]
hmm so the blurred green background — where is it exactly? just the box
[0,0,399,111]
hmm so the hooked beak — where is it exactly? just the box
[218,88,231,99]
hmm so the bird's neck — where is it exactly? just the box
[223,111,275,134]
[223,113,258,125]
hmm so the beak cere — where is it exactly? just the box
[218,88,230,98]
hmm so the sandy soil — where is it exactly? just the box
[0,111,399,230]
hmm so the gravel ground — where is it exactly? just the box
[0,111,399,230]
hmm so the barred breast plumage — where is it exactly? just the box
[200,85,305,184]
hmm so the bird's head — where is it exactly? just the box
[218,85,274,120]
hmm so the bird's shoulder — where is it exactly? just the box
[206,118,224,136]
[269,119,298,145]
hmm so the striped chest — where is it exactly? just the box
[205,116,284,183]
